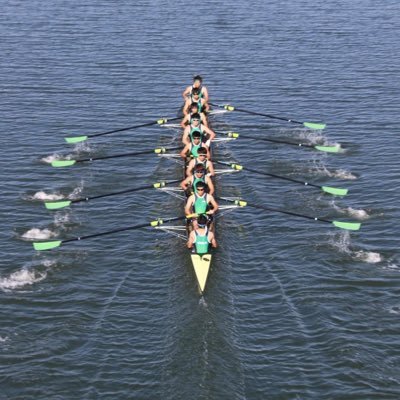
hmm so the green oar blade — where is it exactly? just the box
[321,186,348,196]
[314,145,341,153]
[65,136,88,144]
[303,122,326,130]
[45,200,72,210]
[332,221,361,231]
[51,160,76,168]
[33,240,62,251]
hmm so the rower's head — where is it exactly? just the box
[191,130,202,143]
[193,75,203,87]
[195,181,206,193]
[197,214,208,228]
[191,113,201,125]
[197,147,207,159]
[189,102,200,113]
[194,164,206,176]
[191,87,201,98]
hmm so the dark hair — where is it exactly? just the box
[195,181,206,189]
[191,113,200,120]
[197,214,208,226]
[192,87,200,95]
[192,130,201,138]
[190,102,199,110]
[197,147,207,155]
[193,75,203,82]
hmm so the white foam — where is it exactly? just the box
[41,154,71,164]
[354,251,383,264]
[54,213,70,226]
[68,181,85,199]
[22,228,57,240]
[312,163,357,180]
[346,207,370,220]
[0,268,47,291]
[32,191,64,201]
[0,336,9,342]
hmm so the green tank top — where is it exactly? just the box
[190,142,201,157]
[192,175,205,193]
[194,193,208,214]
[194,228,209,254]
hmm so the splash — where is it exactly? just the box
[53,213,71,226]
[353,251,383,264]
[311,163,357,180]
[0,268,47,291]
[68,180,85,199]
[41,154,71,164]
[31,191,64,201]
[22,228,57,240]
[330,201,370,220]
[329,231,382,264]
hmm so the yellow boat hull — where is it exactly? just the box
[191,253,212,294]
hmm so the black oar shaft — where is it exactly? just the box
[89,117,180,138]
[76,146,181,163]
[73,180,181,203]
[234,107,303,125]
[63,216,186,244]
[231,133,315,149]
[242,165,320,189]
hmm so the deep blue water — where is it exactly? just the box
[1,1,400,399]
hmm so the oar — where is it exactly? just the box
[218,197,361,231]
[44,179,182,210]
[51,146,182,168]
[32,216,187,251]
[216,161,348,196]
[64,117,181,144]
[210,102,326,130]
[220,131,340,153]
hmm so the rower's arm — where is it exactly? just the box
[180,177,190,191]
[180,115,189,129]
[202,87,209,102]
[205,146,211,160]
[209,232,217,248]
[182,86,191,100]
[180,145,189,159]
[204,126,216,141]
[186,159,195,177]
[200,113,209,128]
[207,160,215,177]
[207,195,219,214]
[185,195,194,216]
[182,130,190,145]
[183,99,191,116]
[206,177,215,196]
[187,231,196,249]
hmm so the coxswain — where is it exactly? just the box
[185,147,215,177]
[183,87,209,115]
[182,75,209,103]
[181,164,215,195]
[184,181,219,229]
[187,214,217,254]
[182,113,215,146]
[180,102,209,129]
[180,130,211,160]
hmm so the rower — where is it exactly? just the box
[180,102,209,129]
[180,130,211,160]
[181,164,215,195]
[182,75,209,103]
[187,214,217,254]
[185,181,218,229]
[185,147,215,177]
[182,113,215,146]
[183,87,209,115]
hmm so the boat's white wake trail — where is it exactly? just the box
[22,227,58,240]
[330,231,382,264]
